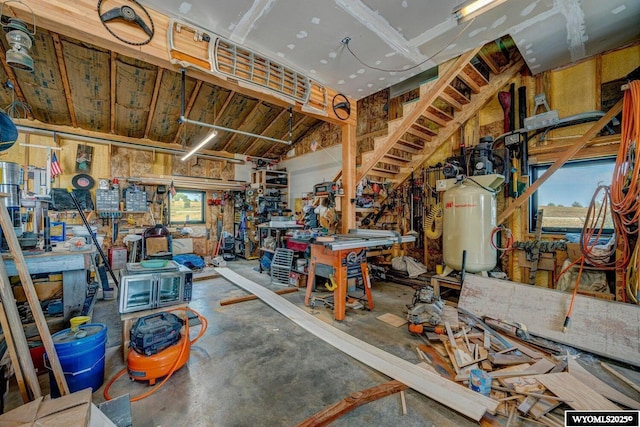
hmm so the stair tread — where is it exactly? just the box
[428,105,454,121]
[421,110,449,127]
[438,92,463,111]
[444,85,470,105]
[409,122,438,137]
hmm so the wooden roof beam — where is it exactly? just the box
[110,51,116,133]
[13,0,354,126]
[262,114,306,157]
[220,101,262,151]
[145,68,167,139]
[242,108,288,156]
[51,34,76,127]
[171,76,199,145]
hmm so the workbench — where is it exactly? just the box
[304,230,415,321]
[258,223,303,273]
[3,247,96,321]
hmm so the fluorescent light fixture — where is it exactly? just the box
[181,130,218,161]
[453,0,508,22]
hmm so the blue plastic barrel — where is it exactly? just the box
[47,323,108,397]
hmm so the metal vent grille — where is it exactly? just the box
[213,38,310,104]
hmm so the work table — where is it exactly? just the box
[3,248,97,321]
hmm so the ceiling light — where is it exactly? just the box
[453,0,508,22]
[181,130,218,161]
[1,1,37,73]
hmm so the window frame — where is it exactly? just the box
[168,189,206,225]
[529,157,616,235]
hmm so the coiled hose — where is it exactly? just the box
[424,203,443,239]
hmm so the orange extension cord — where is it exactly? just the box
[611,80,640,303]
[560,81,640,328]
[103,307,208,402]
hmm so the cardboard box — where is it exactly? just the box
[0,388,91,427]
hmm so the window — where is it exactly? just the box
[169,190,205,224]
[530,158,615,234]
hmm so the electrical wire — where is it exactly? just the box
[562,257,585,333]
[342,17,476,73]
[627,242,639,304]
[103,307,208,402]
[610,80,640,302]
[490,225,513,254]
[611,81,640,235]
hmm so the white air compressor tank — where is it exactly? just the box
[442,178,497,273]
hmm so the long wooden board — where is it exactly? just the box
[296,380,407,427]
[567,358,640,409]
[534,373,620,410]
[216,267,499,421]
[459,274,640,366]
[601,363,640,394]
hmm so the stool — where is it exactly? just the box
[123,234,142,263]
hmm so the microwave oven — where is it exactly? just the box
[118,261,193,314]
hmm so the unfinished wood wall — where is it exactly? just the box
[0,135,236,257]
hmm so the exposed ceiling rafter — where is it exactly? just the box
[145,68,166,139]
[51,33,76,127]
[221,101,263,151]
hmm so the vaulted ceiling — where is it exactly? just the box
[0,0,638,163]
[0,25,322,161]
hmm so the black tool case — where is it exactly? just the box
[130,312,183,356]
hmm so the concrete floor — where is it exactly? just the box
[7,260,481,426]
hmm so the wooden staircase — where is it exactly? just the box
[356,47,524,190]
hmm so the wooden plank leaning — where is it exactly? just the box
[0,199,70,396]
[0,259,38,401]
[215,267,499,421]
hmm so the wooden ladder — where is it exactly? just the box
[0,195,69,402]
[356,44,524,194]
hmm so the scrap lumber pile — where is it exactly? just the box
[411,303,640,426]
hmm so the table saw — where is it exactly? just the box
[304,230,415,320]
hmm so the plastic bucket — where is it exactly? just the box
[47,323,108,397]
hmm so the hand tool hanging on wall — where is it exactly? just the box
[498,85,515,192]
[518,86,529,176]
[68,190,119,287]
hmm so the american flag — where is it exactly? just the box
[51,152,63,177]
[170,181,177,197]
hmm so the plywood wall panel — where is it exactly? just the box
[357,90,388,136]
[189,158,207,178]
[130,150,153,176]
[291,121,340,158]
[172,156,188,176]
[111,146,132,178]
